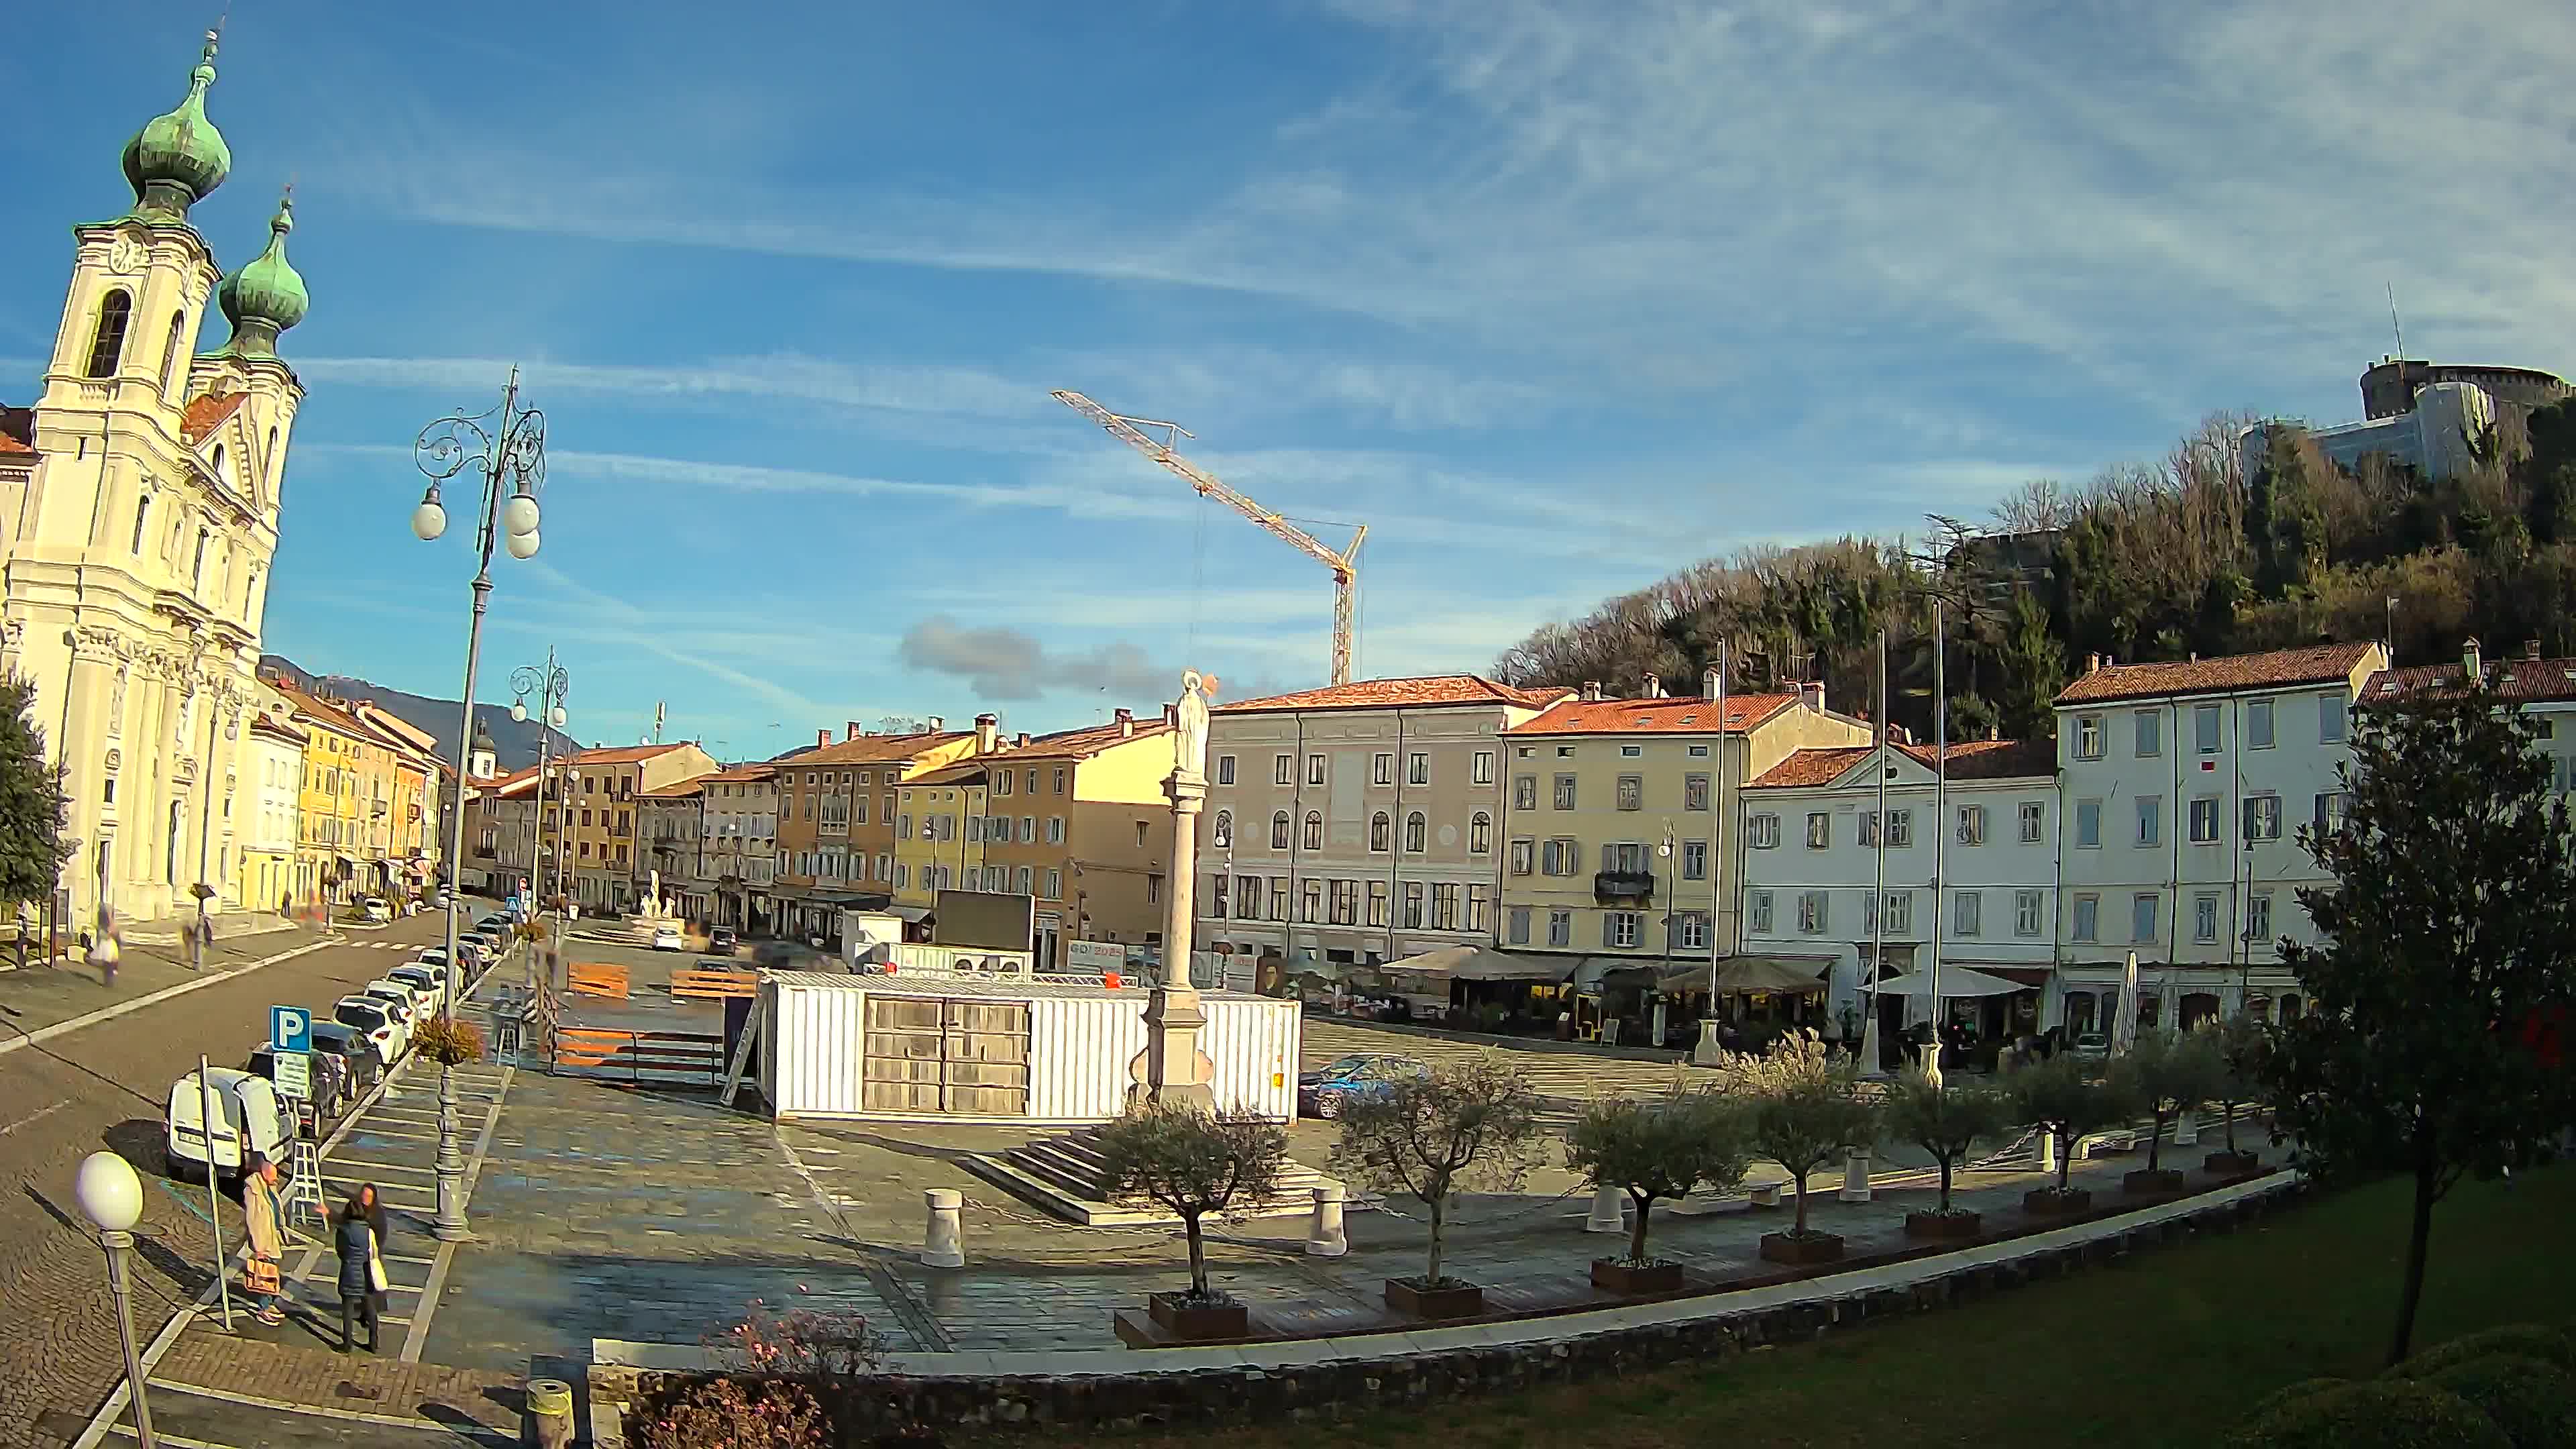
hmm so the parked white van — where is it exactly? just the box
[166,1067,288,1181]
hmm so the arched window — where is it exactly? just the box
[1301,811,1322,851]
[87,290,133,378]
[210,444,225,486]
[1270,811,1290,849]
[192,529,210,588]
[1404,811,1427,853]
[1211,809,1232,848]
[158,311,186,393]
[1369,811,1391,852]
[129,492,152,554]
[1470,811,1492,854]
[166,800,184,883]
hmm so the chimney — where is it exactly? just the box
[1640,673,1662,699]
[1801,681,1825,714]
[926,715,944,732]
[1580,680,1603,702]
[974,712,1000,753]
[2463,637,2483,680]
[1157,704,1174,731]
[1702,666,1721,700]
[846,720,862,741]
[2526,639,2542,661]
[1113,706,1135,739]
[816,729,831,749]
[2086,653,2102,675]
[1015,732,1031,747]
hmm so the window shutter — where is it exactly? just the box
[1601,913,1616,948]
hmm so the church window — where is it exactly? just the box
[87,290,133,378]
[193,529,210,588]
[210,445,225,486]
[130,493,152,554]
[158,311,186,394]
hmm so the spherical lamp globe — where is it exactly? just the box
[411,498,447,542]
[549,706,566,728]
[74,1151,144,1232]
[501,491,541,538]
[504,529,539,560]
[511,699,528,723]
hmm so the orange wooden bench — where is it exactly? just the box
[566,962,629,1000]
[669,968,758,1001]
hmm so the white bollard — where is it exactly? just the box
[2036,1128,2058,1175]
[1838,1149,1872,1203]
[1585,1183,1627,1234]
[922,1188,965,1269]
[2175,1110,2200,1147]
[1305,1183,1348,1257]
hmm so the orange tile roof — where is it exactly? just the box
[785,731,970,767]
[2366,655,2576,706]
[561,742,695,767]
[180,392,246,445]
[704,763,777,782]
[1217,675,1571,714]
[1510,692,1798,736]
[1751,738,2053,788]
[2055,642,2377,706]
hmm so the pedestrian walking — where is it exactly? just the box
[87,904,120,987]
[335,1187,389,1353]
[241,1152,288,1326]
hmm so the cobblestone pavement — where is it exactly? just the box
[0,908,473,1449]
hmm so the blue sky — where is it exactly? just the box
[5,1,2569,760]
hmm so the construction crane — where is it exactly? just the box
[1053,389,1368,686]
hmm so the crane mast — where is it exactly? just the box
[1053,389,1367,686]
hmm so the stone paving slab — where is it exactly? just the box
[140,1334,522,1448]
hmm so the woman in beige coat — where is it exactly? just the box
[241,1152,287,1326]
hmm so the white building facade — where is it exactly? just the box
[0,35,308,924]
[238,708,304,916]
[2051,641,2387,1037]
[1195,676,1566,971]
[1738,739,2059,1044]
[701,764,778,930]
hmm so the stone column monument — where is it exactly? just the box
[1129,671,1218,1110]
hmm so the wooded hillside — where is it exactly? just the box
[1491,400,2576,744]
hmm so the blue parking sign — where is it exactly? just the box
[270,1004,311,1054]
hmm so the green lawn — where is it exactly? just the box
[1026,1166,2575,1449]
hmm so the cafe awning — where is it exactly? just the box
[1668,955,1832,995]
[1572,956,1666,991]
[1868,965,2027,998]
[1379,945,1573,982]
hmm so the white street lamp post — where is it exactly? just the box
[411,368,545,1242]
[74,1151,156,1448]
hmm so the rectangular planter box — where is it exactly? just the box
[2203,1150,2262,1176]
[2023,1187,2093,1216]
[1902,1210,1984,1241]
[1384,1277,1484,1319]
[1591,1258,1684,1295]
[1146,1291,1248,1340]
[2123,1168,2186,1195]
[1758,1231,1845,1265]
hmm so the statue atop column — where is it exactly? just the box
[1128,670,1218,1108]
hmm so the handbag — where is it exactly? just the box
[244,1257,280,1295]
[367,1228,388,1293]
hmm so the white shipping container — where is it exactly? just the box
[759,971,1297,1124]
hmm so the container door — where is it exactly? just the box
[861,996,945,1112]
[942,1000,1030,1115]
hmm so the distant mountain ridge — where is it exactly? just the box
[258,655,577,773]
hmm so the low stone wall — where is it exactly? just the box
[596,1176,2308,1436]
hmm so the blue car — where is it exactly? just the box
[1297,1054,1431,1119]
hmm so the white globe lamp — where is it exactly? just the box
[411,498,447,542]
[74,1151,143,1232]
[501,491,541,537]
[504,529,539,560]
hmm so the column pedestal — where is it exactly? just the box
[1585,1184,1626,1233]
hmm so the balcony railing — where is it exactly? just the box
[1593,870,1656,902]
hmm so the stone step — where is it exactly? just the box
[980,1126,1334,1225]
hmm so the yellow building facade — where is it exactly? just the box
[1497,680,1870,969]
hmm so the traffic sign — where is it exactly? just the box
[272,1050,311,1101]
[270,1005,311,1054]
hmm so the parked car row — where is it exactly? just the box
[170,908,525,1181]
[1296,1053,1432,1119]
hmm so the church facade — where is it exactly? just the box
[0,32,309,925]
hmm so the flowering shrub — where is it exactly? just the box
[711,1301,885,1397]
[413,1014,486,1067]
[635,1376,825,1449]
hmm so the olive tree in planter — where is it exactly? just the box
[1882,1068,2014,1240]
[1332,1060,1546,1318]
[1093,1098,1289,1340]
[1720,1032,1880,1265]
[1565,1089,1752,1294]
[2202,1014,2269,1175]
[2114,1028,2225,1194]
[2008,1055,2136,1216]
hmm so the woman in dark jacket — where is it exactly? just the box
[335,1188,388,1353]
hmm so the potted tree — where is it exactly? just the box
[1565,1089,1752,1294]
[1332,1060,1545,1318]
[2009,1054,2136,1216]
[2114,1028,2223,1195]
[1093,1099,1289,1341]
[2202,1014,2268,1175]
[1721,1032,1880,1265]
[1883,1068,2014,1240]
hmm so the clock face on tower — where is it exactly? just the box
[107,231,146,275]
